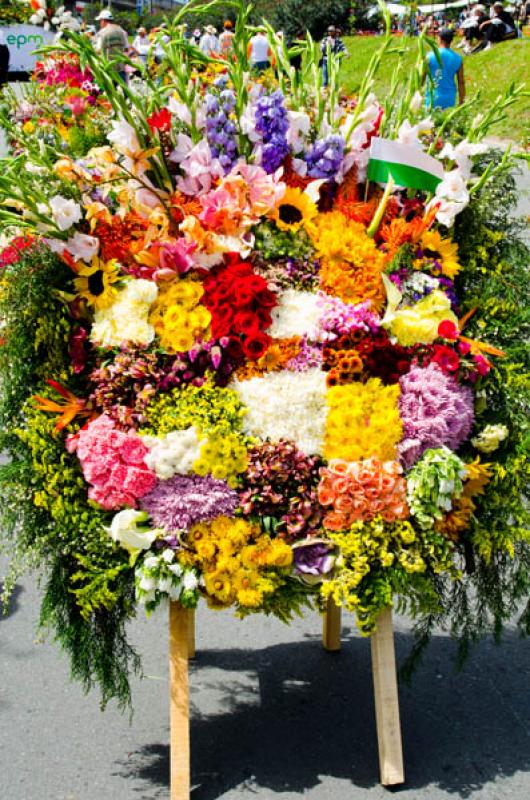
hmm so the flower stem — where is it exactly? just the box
[367,176,395,239]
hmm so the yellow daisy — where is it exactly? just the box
[271,187,317,233]
[73,256,121,309]
[419,231,461,279]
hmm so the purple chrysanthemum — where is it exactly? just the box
[141,474,239,532]
[398,362,474,469]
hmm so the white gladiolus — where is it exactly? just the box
[108,119,141,155]
[49,195,83,231]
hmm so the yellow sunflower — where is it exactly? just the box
[73,256,121,309]
[271,187,317,233]
[419,231,461,279]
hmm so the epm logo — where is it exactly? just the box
[6,33,44,49]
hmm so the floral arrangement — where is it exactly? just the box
[0,2,528,708]
[0,53,109,158]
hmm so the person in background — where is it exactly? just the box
[425,27,465,109]
[0,30,9,87]
[199,25,220,56]
[461,4,488,52]
[191,28,201,46]
[94,9,129,83]
[320,26,347,88]
[248,29,272,71]
[132,26,151,65]
[479,2,517,48]
[219,20,235,57]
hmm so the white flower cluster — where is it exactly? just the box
[471,424,509,454]
[28,1,80,31]
[142,427,202,480]
[232,368,327,455]
[135,549,200,610]
[268,289,323,341]
[91,279,158,348]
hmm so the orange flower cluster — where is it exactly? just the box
[318,458,409,531]
[380,208,437,262]
[323,344,363,386]
[235,337,300,380]
[435,458,492,539]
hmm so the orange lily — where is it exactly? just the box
[33,380,93,432]
[458,307,505,359]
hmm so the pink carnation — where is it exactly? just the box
[68,414,157,510]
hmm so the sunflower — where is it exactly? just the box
[419,231,461,279]
[73,256,121,309]
[271,187,317,233]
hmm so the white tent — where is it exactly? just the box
[368,0,469,16]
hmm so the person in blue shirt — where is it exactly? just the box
[425,28,466,110]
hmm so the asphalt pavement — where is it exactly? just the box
[2,572,530,800]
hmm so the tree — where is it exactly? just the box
[273,0,351,40]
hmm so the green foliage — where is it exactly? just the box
[40,555,141,711]
[0,243,73,452]
[71,553,132,621]
[401,155,530,677]
[0,0,30,25]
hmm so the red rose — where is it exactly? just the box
[243,333,270,360]
[233,311,260,336]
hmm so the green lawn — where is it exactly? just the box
[340,36,530,144]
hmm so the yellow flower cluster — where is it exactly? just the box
[436,457,492,540]
[149,279,211,353]
[179,516,293,609]
[417,231,461,279]
[193,432,248,488]
[324,378,402,462]
[321,517,457,634]
[307,211,386,310]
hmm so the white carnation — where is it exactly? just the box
[91,279,157,348]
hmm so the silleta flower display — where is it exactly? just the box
[0,1,528,708]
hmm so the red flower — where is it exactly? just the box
[431,345,460,374]
[147,108,172,133]
[243,333,270,360]
[438,319,459,340]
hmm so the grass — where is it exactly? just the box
[339,36,530,144]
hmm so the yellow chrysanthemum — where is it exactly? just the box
[419,231,461,279]
[149,278,211,353]
[324,378,402,462]
[307,211,386,309]
[73,256,121,309]
[271,187,317,232]
[386,289,459,347]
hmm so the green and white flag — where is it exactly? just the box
[367,137,444,193]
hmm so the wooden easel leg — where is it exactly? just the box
[370,606,405,786]
[169,602,191,800]
[187,608,196,660]
[322,597,342,651]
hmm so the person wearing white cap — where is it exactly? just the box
[132,27,151,65]
[94,8,129,81]
[199,25,220,56]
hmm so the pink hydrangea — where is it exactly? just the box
[398,363,474,469]
[67,414,157,510]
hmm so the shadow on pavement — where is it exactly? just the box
[0,583,23,620]
[116,629,530,798]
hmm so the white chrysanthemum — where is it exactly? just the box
[268,289,323,341]
[141,427,202,480]
[232,368,327,455]
[471,424,509,454]
[90,279,158,348]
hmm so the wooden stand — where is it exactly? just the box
[169,601,404,799]
[370,607,405,785]
[169,602,191,800]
